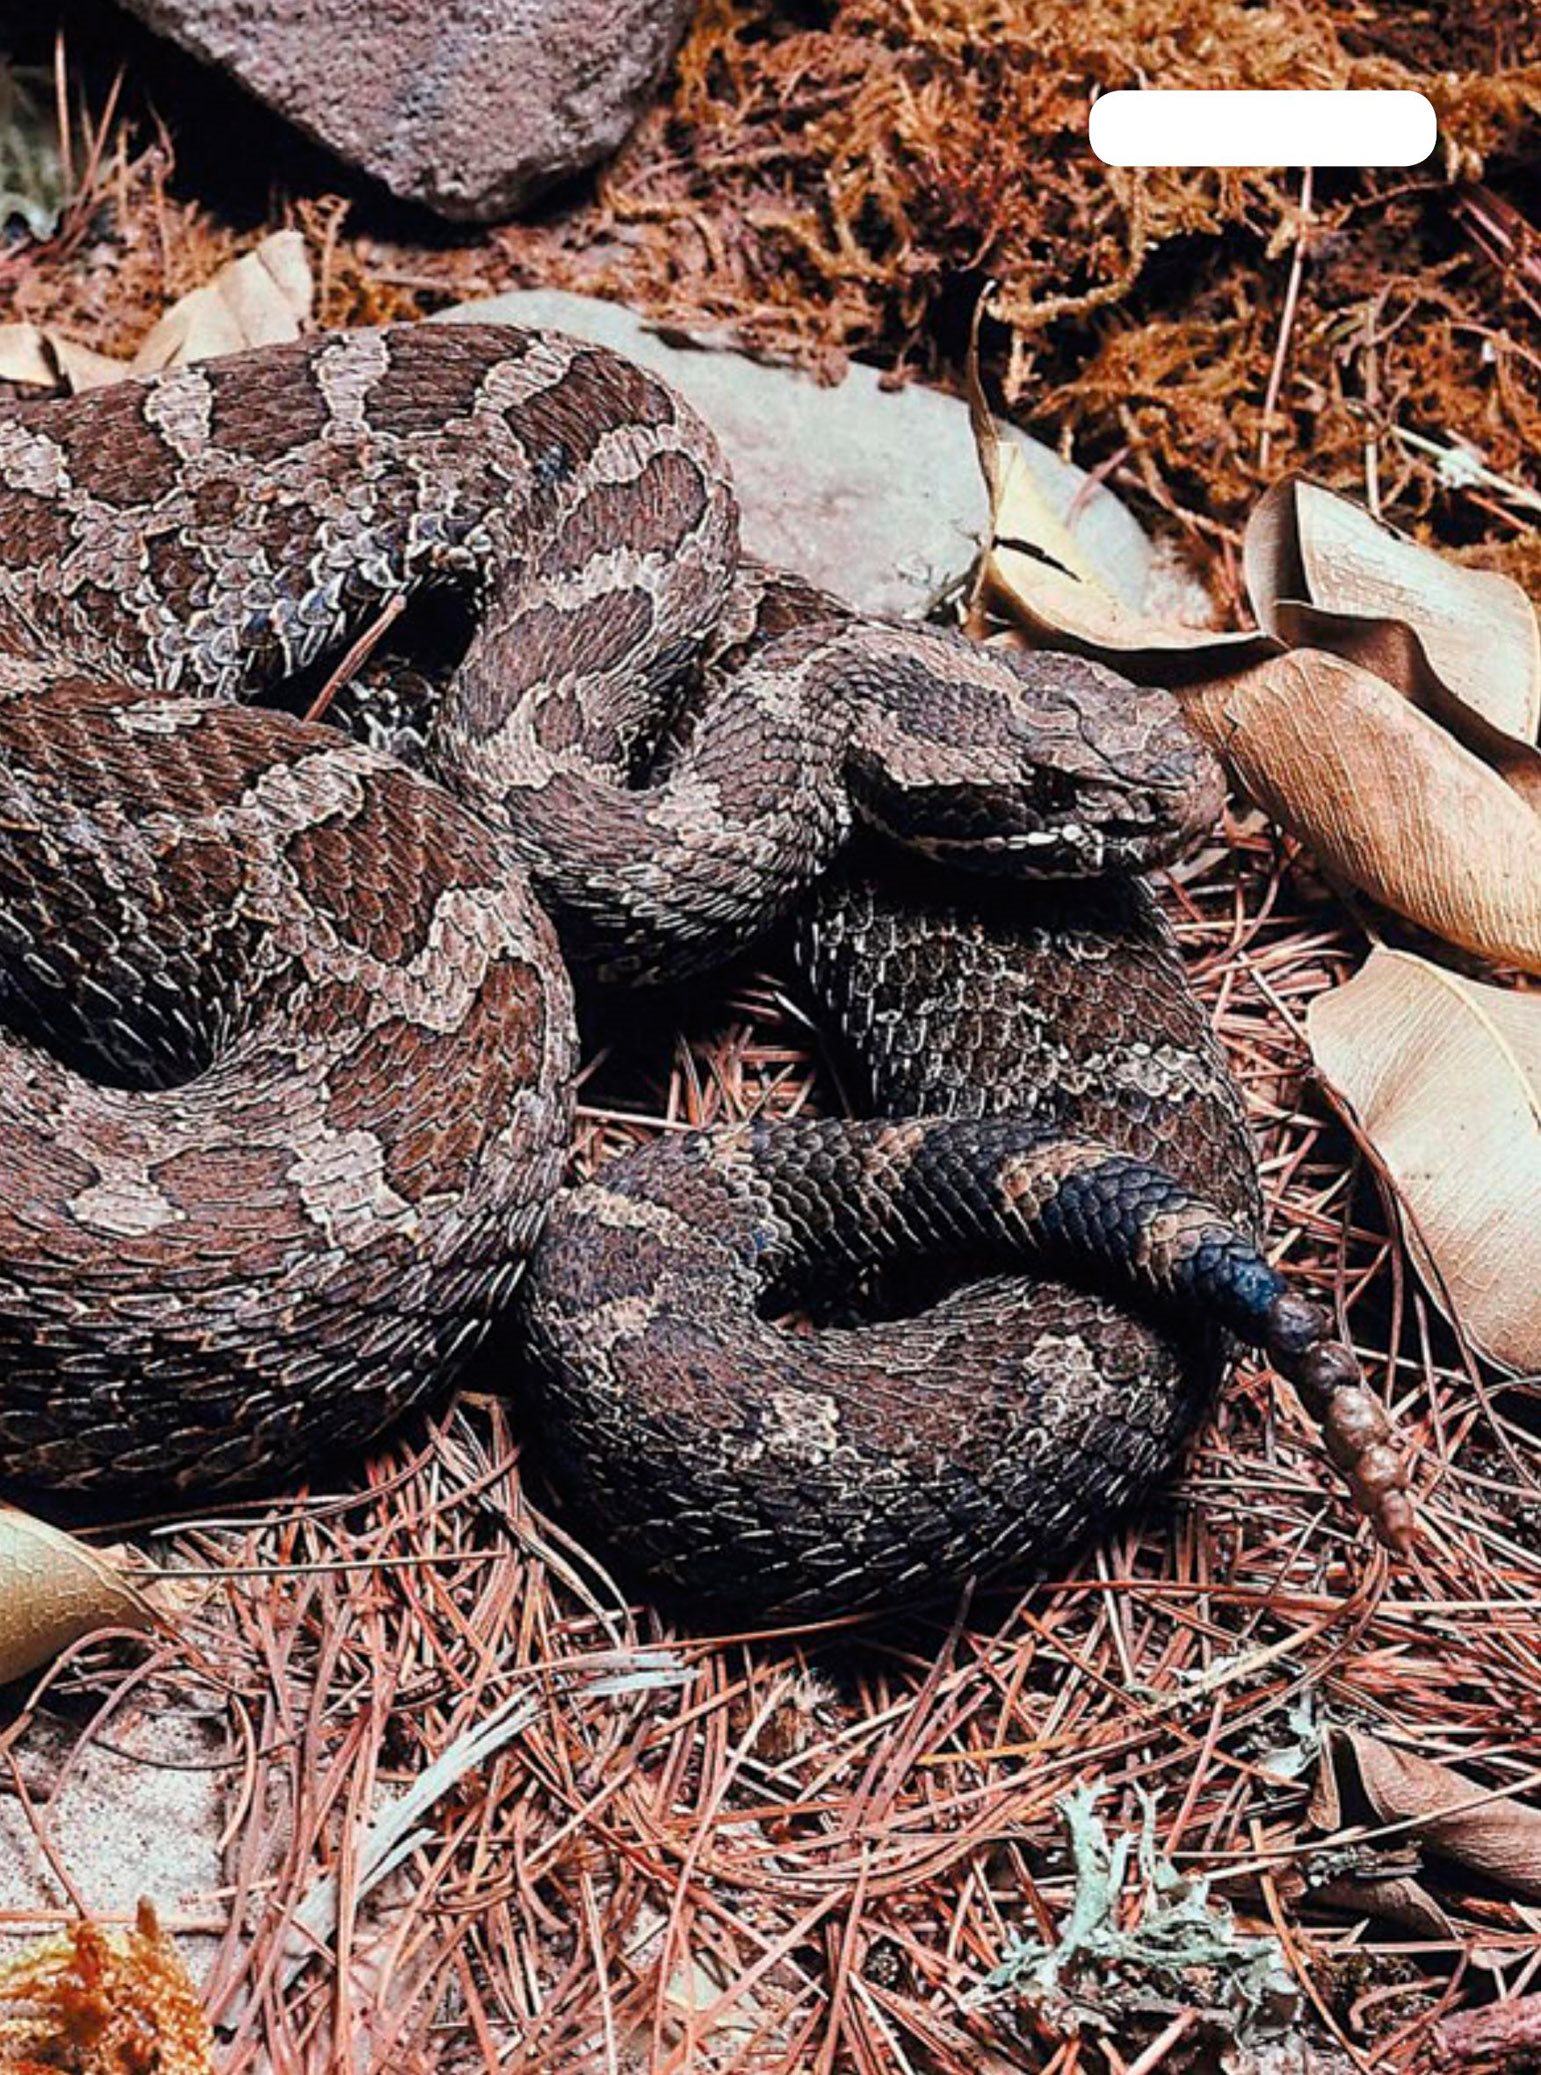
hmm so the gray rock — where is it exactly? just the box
[118,0,696,223]
[440,291,1157,619]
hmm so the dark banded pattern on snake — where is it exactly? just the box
[520,863,1411,1614]
[0,323,1411,1595]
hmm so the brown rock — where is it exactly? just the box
[117,0,696,222]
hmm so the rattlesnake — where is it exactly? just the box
[0,323,1409,1604]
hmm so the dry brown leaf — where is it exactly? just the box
[0,325,129,392]
[966,344,1105,595]
[1310,1726,1541,1903]
[0,321,123,392]
[1247,478,1541,744]
[965,315,1271,674]
[0,320,56,387]
[1310,1870,1457,1940]
[0,232,313,397]
[1181,653,1541,974]
[132,227,314,373]
[1247,479,1541,809]
[0,1505,158,1683]
[979,544,1274,674]
[969,431,1541,959]
[1308,950,1541,1373]
[49,334,132,393]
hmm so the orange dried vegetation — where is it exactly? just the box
[514,0,1541,564]
[0,1901,214,2075]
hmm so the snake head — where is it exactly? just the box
[851,640,1226,877]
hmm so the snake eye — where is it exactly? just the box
[839,628,1222,879]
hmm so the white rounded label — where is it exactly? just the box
[1088,90,1437,169]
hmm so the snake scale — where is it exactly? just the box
[0,323,1410,1613]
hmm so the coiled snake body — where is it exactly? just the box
[0,325,1409,1606]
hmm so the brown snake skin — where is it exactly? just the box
[0,323,1411,1603]
[524,862,1411,1613]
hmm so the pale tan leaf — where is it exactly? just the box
[1267,601,1541,813]
[966,333,1119,604]
[0,236,313,392]
[1310,1726,1541,1903]
[975,453,1541,960]
[979,549,1275,674]
[1249,479,1541,738]
[132,227,313,373]
[1307,949,1541,1373]
[0,1506,157,1683]
[983,435,1109,595]
[49,333,131,392]
[1485,982,1541,1085]
[1180,652,1541,974]
[1246,479,1541,806]
[0,320,56,386]
[964,322,1271,672]
[0,322,128,393]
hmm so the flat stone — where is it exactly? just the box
[117,0,695,222]
[440,291,1157,619]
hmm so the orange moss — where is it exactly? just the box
[8,0,1537,574]
[0,1902,213,2075]
[567,0,1541,557]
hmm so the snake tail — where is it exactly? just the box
[520,1118,1414,1613]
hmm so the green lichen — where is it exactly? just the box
[979,1784,1299,2046]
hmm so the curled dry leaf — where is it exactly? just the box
[1310,1725,1541,1904]
[972,465,1271,675]
[978,536,1271,675]
[1309,1866,1456,1941]
[1183,655,1541,973]
[132,227,314,373]
[0,320,58,387]
[1308,949,1541,1373]
[0,230,315,396]
[48,333,134,394]
[1246,478,1541,809]
[0,323,126,394]
[964,314,1271,675]
[966,343,1104,597]
[968,423,1541,963]
[0,1505,158,1684]
[1247,477,1541,743]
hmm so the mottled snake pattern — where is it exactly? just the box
[0,324,1411,1611]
